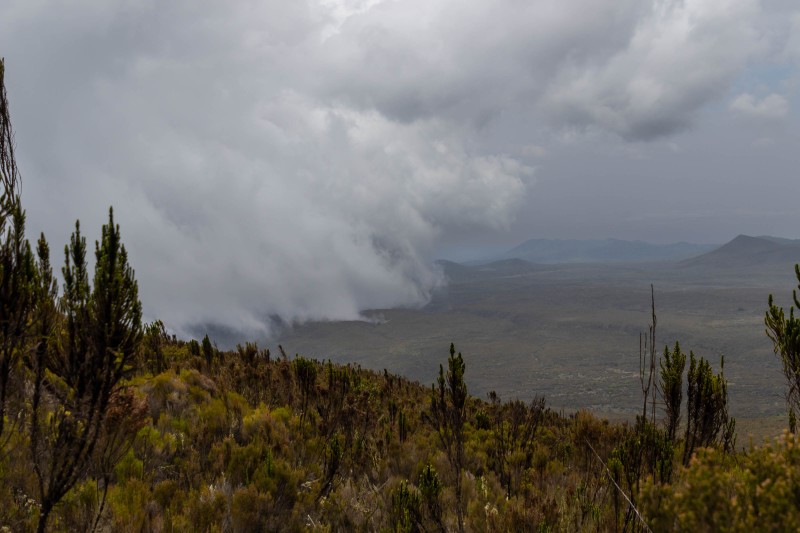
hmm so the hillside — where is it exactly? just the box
[680,234,800,270]
[0,337,621,530]
[3,336,799,531]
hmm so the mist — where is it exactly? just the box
[1,0,797,339]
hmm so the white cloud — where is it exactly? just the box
[0,0,783,341]
[542,0,763,139]
[1,0,533,340]
[730,93,789,121]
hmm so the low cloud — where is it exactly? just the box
[0,0,781,340]
[1,0,530,339]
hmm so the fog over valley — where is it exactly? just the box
[2,0,800,340]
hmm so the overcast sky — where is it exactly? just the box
[2,0,800,337]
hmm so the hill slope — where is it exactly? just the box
[680,235,800,272]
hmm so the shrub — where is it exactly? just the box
[642,431,800,531]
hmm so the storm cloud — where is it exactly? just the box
[0,0,796,338]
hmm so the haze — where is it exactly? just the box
[1,0,799,338]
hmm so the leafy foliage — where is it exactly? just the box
[30,210,143,532]
[487,391,546,499]
[0,202,36,438]
[643,432,800,532]
[425,342,468,532]
[660,341,686,443]
[766,264,800,431]
[683,352,735,465]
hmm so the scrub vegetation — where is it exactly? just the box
[3,59,800,532]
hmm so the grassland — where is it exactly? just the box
[276,254,800,439]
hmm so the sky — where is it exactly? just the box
[1,0,800,338]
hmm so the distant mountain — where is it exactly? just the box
[500,238,715,264]
[680,235,800,270]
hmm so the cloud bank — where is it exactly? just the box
[0,0,779,339]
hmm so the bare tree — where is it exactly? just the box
[0,58,20,200]
[639,285,657,424]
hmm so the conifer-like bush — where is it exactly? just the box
[31,210,143,532]
[766,264,800,432]
[660,341,686,444]
[683,352,735,465]
[425,342,468,532]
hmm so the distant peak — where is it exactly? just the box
[723,234,775,247]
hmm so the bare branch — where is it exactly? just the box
[0,58,20,201]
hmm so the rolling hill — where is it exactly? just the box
[680,234,800,270]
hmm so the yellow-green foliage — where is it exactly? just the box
[0,334,793,532]
[642,431,800,531]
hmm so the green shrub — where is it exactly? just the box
[642,431,800,531]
